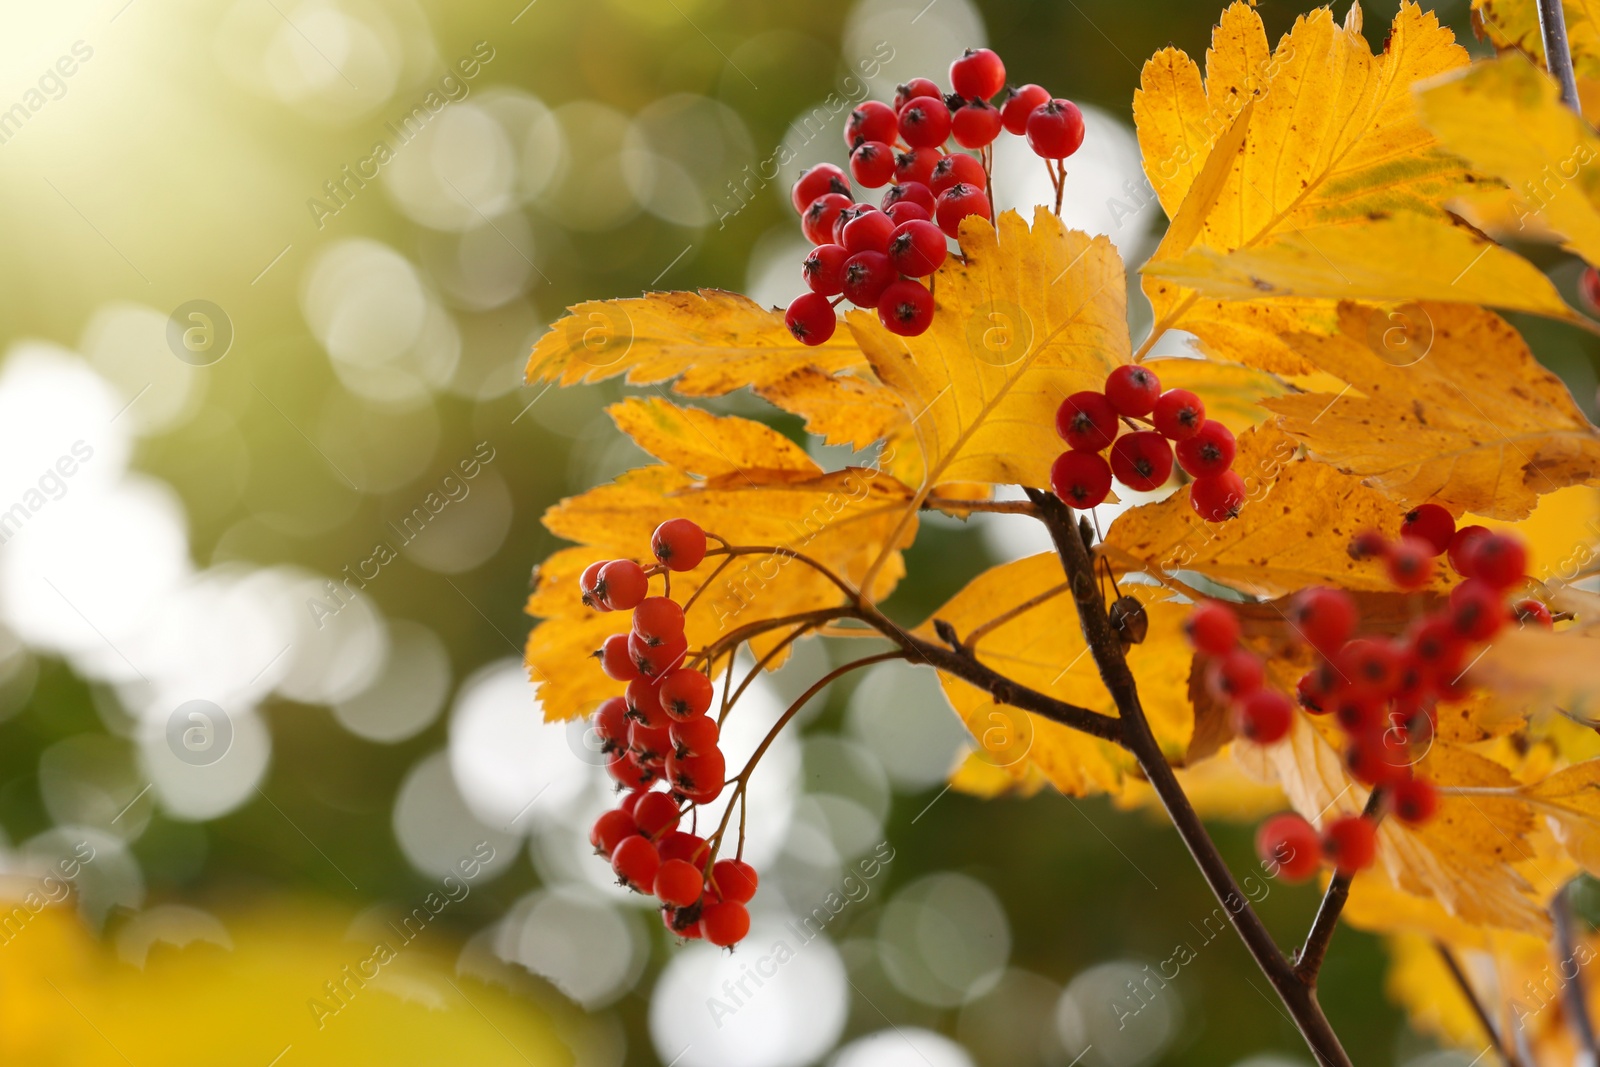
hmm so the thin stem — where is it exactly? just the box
[1294,789,1385,984]
[922,495,1041,516]
[1537,0,1582,112]
[1026,487,1353,1067]
[1554,880,1600,1060]
[704,544,864,607]
[722,622,821,719]
[962,581,1072,650]
[681,553,735,614]
[1436,941,1531,1067]
[689,608,852,672]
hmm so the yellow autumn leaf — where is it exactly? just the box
[1473,483,1600,584]
[1383,933,1497,1049]
[607,395,817,478]
[1519,758,1600,875]
[1261,302,1600,519]
[1469,624,1600,723]
[1144,356,1287,433]
[1475,0,1600,82]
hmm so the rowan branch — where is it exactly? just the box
[921,495,1041,516]
[1537,0,1582,112]
[1436,941,1533,1067]
[1554,879,1600,1060]
[1294,789,1386,985]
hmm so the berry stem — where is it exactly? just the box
[720,621,824,722]
[981,144,995,222]
[1554,879,1600,1058]
[703,543,865,608]
[1435,940,1533,1067]
[679,552,736,614]
[1025,487,1355,1067]
[921,495,1042,516]
[689,608,854,674]
[1292,789,1385,985]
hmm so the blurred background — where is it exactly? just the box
[0,0,1594,1065]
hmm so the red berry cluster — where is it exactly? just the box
[1051,364,1242,519]
[784,48,1086,346]
[1186,505,1544,880]
[580,517,757,948]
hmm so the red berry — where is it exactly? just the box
[1401,503,1455,556]
[1104,365,1161,416]
[1391,778,1438,825]
[1207,647,1264,701]
[1001,84,1051,135]
[791,164,850,215]
[618,790,645,817]
[1289,587,1358,652]
[1234,689,1293,744]
[591,809,638,856]
[935,182,991,237]
[625,677,669,728]
[1447,525,1491,578]
[580,561,609,611]
[611,835,660,892]
[803,243,850,297]
[712,859,759,904]
[659,668,714,720]
[952,100,1003,148]
[830,203,875,246]
[1334,637,1404,701]
[1514,598,1553,628]
[1405,614,1466,681]
[1050,450,1112,509]
[888,219,948,277]
[1469,533,1527,590]
[848,141,897,188]
[1321,815,1377,874]
[633,596,685,647]
[1583,266,1600,313]
[929,152,987,195]
[670,714,719,758]
[1189,471,1246,521]
[898,96,952,148]
[885,201,931,225]
[877,279,935,336]
[1384,537,1435,590]
[607,750,655,789]
[633,790,681,838]
[667,749,726,798]
[653,518,707,572]
[600,633,641,682]
[1152,388,1205,440]
[1332,695,1383,734]
[1184,601,1240,656]
[1450,578,1505,642]
[1296,668,1334,713]
[658,831,708,866]
[598,559,648,611]
[785,292,837,346]
[700,900,750,947]
[882,180,936,214]
[1348,529,1389,561]
[1343,732,1408,787]
[1055,391,1118,452]
[1026,98,1085,158]
[630,631,687,679]
[1109,431,1174,492]
[845,100,898,148]
[801,192,853,245]
[950,47,1006,100]
[654,858,705,908]
[894,147,941,186]
[1174,420,1236,478]
[595,696,630,753]
[843,209,896,255]
[894,78,943,111]
[1256,813,1322,882]
[628,720,672,765]
[841,250,896,307]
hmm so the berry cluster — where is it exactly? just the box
[580,518,757,948]
[1051,364,1242,519]
[1185,504,1544,880]
[784,47,1086,346]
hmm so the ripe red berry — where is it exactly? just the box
[1050,450,1113,509]
[1391,778,1438,825]
[1152,388,1205,440]
[1296,667,1334,713]
[632,790,681,838]
[1405,614,1466,680]
[653,518,707,571]
[619,790,644,817]
[843,208,896,256]
[935,182,991,237]
[894,78,943,111]
[845,100,898,148]
[1174,420,1236,478]
[659,667,714,720]
[1256,813,1322,882]
[801,192,853,245]
[1347,529,1389,561]
[1055,391,1118,452]
[1026,98,1086,158]
[1332,695,1383,735]
[1343,732,1408,787]
[595,696,630,753]
[1104,365,1161,416]
[894,147,941,186]
[882,180,937,214]
[654,858,705,908]
[667,749,727,798]
[1384,537,1435,590]
[831,203,875,246]
[839,251,892,307]
[591,809,638,856]
[600,633,641,682]
[1189,471,1246,521]
[628,720,672,765]
[598,559,648,611]
[630,631,687,679]
[1447,525,1491,578]
[848,141,897,188]
[1184,601,1240,656]
[1469,533,1527,589]
[878,279,935,336]
[658,830,708,866]
[700,900,750,947]
[712,859,759,904]
[952,100,1003,147]
[1109,431,1174,492]
[1450,578,1505,642]
[885,201,931,225]
[633,596,685,647]
[1335,637,1404,701]
[929,152,987,195]
[1290,587,1357,651]
[950,47,1006,100]
[607,750,655,789]
[1321,815,1377,874]
[625,677,669,728]
[580,561,609,611]
[1513,598,1553,628]
[888,219,948,277]
[1234,689,1293,744]
[1400,503,1455,556]
[1001,84,1051,135]
[611,835,661,892]
[791,164,850,215]
[786,292,836,346]
[1207,647,1264,701]
[898,96,952,148]
[669,714,719,758]
[1583,265,1600,313]
[802,243,850,298]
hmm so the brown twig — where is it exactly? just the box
[962,580,1072,650]
[1294,789,1386,984]
[1436,941,1531,1067]
[921,496,1041,516]
[1537,0,1582,112]
[1554,879,1600,1060]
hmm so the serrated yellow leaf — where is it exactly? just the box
[1520,759,1600,875]
[606,396,817,478]
[1165,298,1341,376]
[1261,302,1600,519]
